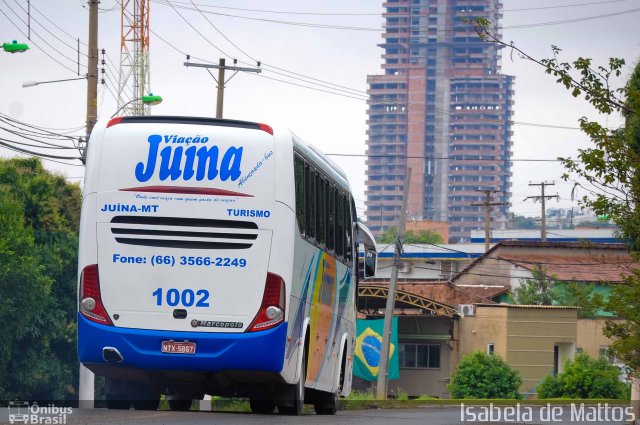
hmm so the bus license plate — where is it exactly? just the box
[161,341,196,355]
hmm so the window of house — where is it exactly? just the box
[487,343,495,356]
[399,343,441,368]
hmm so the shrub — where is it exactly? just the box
[537,354,628,399]
[448,352,522,399]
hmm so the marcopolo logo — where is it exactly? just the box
[135,134,243,183]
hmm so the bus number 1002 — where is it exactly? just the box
[152,288,210,307]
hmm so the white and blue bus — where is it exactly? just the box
[77,116,377,415]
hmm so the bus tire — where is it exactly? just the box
[133,397,160,411]
[249,398,277,414]
[168,399,193,411]
[105,377,131,410]
[313,391,338,415]
[278,348,306,415]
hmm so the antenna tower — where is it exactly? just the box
[118,0,150,115]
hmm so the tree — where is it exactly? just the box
[449,352,522,399]
[512,266,602,318]
[538,354,629,399]
[0,158,81,400]
[512,266,555,305]
[378,227,443,244]
[469,18,640,380]
[512,215,538,230]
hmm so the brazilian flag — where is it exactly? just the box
[353,318,399,381]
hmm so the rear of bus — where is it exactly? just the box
[77,117,293,394]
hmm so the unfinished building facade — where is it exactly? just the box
[365,0,514,242]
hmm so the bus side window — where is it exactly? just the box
[305,164,315,240]
[316,174,325,246]
[344,194,352,262]
[327,184,335,252]
[294,155,305,235]
[335,190,343,260]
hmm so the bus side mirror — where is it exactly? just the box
[356,222,377,279]
[363,248,377,278]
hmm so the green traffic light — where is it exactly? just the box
[3,40,29,53]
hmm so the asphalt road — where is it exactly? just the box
[0,405,633,425]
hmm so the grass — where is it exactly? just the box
[339,396,633,411]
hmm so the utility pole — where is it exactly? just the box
[376,168,411,400]
[85,0,98,143]
[525,182,559,242]
[184,58,261,118]
[79,0,98,407]
[471,190,507,252]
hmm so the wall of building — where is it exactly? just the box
[505,307,577,396]
[576,318,622,359]
[459,305,508,359]
[394,316,454,398]
[459,306,577,397]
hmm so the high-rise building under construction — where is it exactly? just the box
[365,0,514,242]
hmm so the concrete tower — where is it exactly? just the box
[365,0,514,242]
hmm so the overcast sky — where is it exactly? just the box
[1,0,639,219]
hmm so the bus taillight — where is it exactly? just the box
[79,264,113,325]
[248,272,285,332]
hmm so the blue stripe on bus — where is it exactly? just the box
[78,314,287,373]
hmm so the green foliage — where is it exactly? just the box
[449,352,522,399]
[471,19,640,375]
[513,266,555,305]
[512,266,603,318]
[0,158,81,400]
[512,215,538,229]
[601,271,640,376]
[345,389,376,400]
[537,354,628,399]
[378,227,443,244]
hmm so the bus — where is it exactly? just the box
[77,116,377,415]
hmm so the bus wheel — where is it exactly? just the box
[132,384,160,410]
[278,349,306,415]
[168,399,193,411]
[249,398,276,414]
[313,391,339,415]
[105,378,131,410]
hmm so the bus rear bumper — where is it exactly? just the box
[77,314,287,374]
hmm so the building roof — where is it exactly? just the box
[470,228,621,244]
[451,240,636,284]
[375,243,484,260]
[475,304,580,309]
[504,256,634,283]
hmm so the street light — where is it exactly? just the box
[111,93,163,117]
[3,40,29,53]
[22,76,87,88]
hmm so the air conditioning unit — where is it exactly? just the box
[456,304,476,317]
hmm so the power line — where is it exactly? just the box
[326,153,566,162]
[163,0,632,16]
[163,0,233,58]
[0,138,83,160]
[152,0,640,32]
[28,1,88,46]
[10,0,89,60]
[149,27,581,131]
[0,113,81,140]
[0,2,80,74]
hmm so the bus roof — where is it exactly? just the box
[291,133,350,192]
